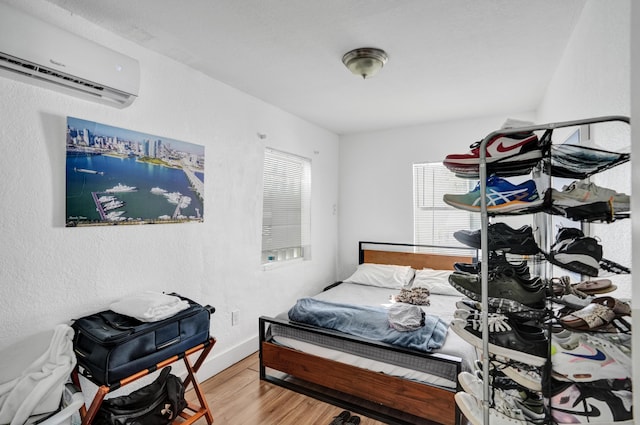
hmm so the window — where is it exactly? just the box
[413,162,480,249]
[262,148,311,263]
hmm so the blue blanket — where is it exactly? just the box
[287,298,448,352]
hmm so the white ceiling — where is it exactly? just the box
[37,0,586,134]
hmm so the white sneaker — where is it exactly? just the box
[458,372,545,423]
[551,382,633,424]
[552,331,631,382]
[455,392,529,425]
[471,357,543,393]
[500,362,543,392]
[551,179,630,212]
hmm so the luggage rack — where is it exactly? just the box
[72,337,216,425]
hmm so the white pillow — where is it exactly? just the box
[343,263,415,289]
[411,268,459,296]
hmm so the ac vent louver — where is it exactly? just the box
[0,3,139,108]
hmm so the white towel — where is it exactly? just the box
[0,324,76,425]
[110,292,190,322]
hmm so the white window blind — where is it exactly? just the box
[413,162,480,250]
[262,148,311,263]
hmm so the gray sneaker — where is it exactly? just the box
[449,271,546,308]
[551,179,630,212]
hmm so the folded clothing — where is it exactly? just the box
[110,292,190,322]
[388,303,426,332]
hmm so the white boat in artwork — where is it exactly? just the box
[74,167,104,175]
[150,187,167,194]
[163,192,192,208]
[106,183,137,193]
[98,195,116,203]
[103,200,125,211]
[105,211,126,221]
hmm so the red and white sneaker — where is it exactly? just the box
[443,132,542,174]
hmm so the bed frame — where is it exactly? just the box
[259,241,476,425]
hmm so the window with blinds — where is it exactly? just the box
[413,162,480,251]
[262,148,311,264]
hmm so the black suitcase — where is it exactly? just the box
[72,293,214,385]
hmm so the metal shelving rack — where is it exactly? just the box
[475,115,630,425]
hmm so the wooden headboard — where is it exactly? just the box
[358,241,476,270]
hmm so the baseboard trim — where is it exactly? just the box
[198,335,259,381]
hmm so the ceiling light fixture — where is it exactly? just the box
[342,47,388,79]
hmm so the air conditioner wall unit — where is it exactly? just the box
[0,2,139,108]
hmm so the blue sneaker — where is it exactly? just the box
[443,175,543,213]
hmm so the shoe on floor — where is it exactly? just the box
[329,411,350,425]
[345,416,360,425]
[443,175,543,213]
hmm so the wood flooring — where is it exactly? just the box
[188,352,389,425]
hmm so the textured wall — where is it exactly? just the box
[0,0,339,383]
[537,0,631,299]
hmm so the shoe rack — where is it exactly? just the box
[468,115,630,425]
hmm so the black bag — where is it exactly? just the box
[72,293,214,385]
[94,367,187,425]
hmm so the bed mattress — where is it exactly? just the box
[270,282,476,389]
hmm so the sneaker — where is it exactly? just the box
[454,254,531,279]
[550,179,630,212]
[455,391,529,425]
[456,297,547,321]
[453,223,541,255]
[551,331,631,382]
[555,226,585,241]
[472,359,543,392]
[448,271,546,308]
[443,132,541,169]
[443,175,544,213]
[547,236,602,276]
[458,372,545,423]
[550,381,633,424]
[451,316,548,366]
[500,362,543,393]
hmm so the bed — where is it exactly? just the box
[259,241,478,425]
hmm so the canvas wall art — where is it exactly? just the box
[65,116,205,227]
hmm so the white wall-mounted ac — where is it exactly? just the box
[0,2,139,108]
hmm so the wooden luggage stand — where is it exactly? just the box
[72,337,216,425]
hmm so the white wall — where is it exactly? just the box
[337,112,535,278]
[537,0,632,300]
[630,0,640,418]
[0,0,339,382]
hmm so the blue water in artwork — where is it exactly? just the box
[66,154,204,224]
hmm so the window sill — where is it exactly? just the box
[261,257,304,271]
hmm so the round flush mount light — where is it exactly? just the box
[342,47,388,79]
